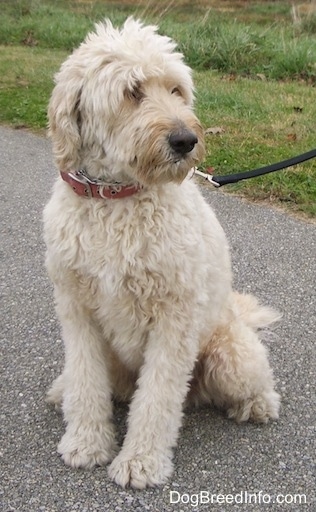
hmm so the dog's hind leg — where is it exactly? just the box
[46,373,64,411]
[108,348,137,403]
[188,293,281,423]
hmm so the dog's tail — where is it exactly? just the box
[233,291,282,330]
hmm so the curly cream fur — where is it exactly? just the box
[44,18,281,489]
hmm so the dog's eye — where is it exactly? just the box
[126,85,144,103]
[171,87,182,96]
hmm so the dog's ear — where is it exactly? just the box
[48,70,83,171]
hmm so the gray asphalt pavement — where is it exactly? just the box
[1,125,315,511]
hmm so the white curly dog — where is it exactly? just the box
[44,18,281,488]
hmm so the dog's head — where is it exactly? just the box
[48,18,205,185]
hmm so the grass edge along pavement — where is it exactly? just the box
[0,0,315,218]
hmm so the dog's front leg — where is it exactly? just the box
[55,298,117,468]
[108,320,198,488]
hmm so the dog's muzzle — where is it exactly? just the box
[169,129,198,156]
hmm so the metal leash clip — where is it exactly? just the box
[194,168,220,188]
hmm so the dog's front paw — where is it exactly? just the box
[108,451,173,488]
[58,427,117,468]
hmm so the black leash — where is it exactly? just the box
[196,148,316,187]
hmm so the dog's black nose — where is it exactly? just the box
[169,130,198,155]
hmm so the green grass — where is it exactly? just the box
[195,72,316,216]
[1,1,316,80]
[0,46,67,129]
[0,0,316,217]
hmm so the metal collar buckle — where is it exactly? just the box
[61,169,143,200]
[67,170,95,197]
[74,169,112,197]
